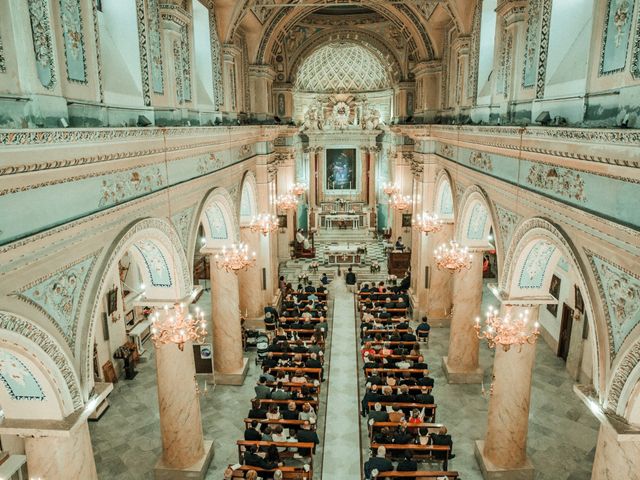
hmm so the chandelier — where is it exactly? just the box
[290,182,308,196]
[150,303,207,351]
[390,194,412,211]
[434,241,472,273]
[475,305,540,352]
[249,213,278,236]
[214,243,256,273]
[383,182,400,196]
[412,212,443,234]
[276,193,298,211]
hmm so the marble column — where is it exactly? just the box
[425,223,454,324]
[239,227,264,319]
[154,339,213,478]
[307,148,317,209]
[368,149,377,211]
[592,419,640,480]
[443,250,484,383]
[24,421,98,480]
[209,258,248,385]
[475,305,539,480]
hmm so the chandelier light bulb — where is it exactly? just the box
[290,182,308,196]
[390,193,412,211]
[276,193,298,211]
[412,211,443,234]
[383,182,400,196]
[434,241,472,273]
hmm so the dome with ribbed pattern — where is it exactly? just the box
[294,42,391,93]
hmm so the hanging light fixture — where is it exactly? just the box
[390,193,412,211]
[383,182,400,197]
[290,182,308,196]
[150,303,207,351]
[475,305,540,352]
[249,213,278,236]
[434,241,472,273]
[151,129,207,350]
[412,212,443,234]
[214,243,256,273]
[276,193,298,211]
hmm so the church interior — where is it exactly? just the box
[0,1,639,479]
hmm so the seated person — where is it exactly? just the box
[244,445,280,470]
[247,399,267,419]
[402,327,417,342]
[271,382,291,400]
[281,401,299,420]
[430,426,455,459]
[416,317,431,339]
[304,282,316,293]
[320,273,330,285]
[413,355,429,370]
[372,426,392,444]
[295,229,311,250]
[395,236,405,251]
[255,376,272,399]
[417,371,435,387]
[368,402,389,422]
[359,282,370,293]
[415,385,434,405]
[296,420,319,456]
[399,271,411,290]
[364,446,393,479]
[244,420,262,440]
[264,312,277,331]
[396,450,418,474]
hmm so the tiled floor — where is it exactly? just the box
[90,276,599,480]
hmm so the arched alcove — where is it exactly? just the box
[239,171,258,226]
[434,169,455,220]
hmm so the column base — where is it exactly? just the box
[442,356,484,384]
[474,440,534,480]
[154,439,214,480]
[215,357,250,385]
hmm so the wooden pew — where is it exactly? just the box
[367,402,437,421]
[257,399,319,410]
[368,341,418,347]
[369,443,451,470]
[265,381,320,390]
[237,440,317,459]
[282,328,320,337]
[369,421,443,437]
[366,354,421,361]
[364,368,429,378]
[228,465,313,479]
[243,418,315,430]
[374,471,459,479]
[268,367,322,380]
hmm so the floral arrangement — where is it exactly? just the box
[142,306,153,318]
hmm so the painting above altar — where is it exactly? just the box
[326,148,356,190]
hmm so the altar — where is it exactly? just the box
[323,213,362,229]
[325,244,364,265]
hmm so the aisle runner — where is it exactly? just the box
[322,277,361,479]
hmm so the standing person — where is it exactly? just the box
[320,272,330,286]
[395,236,405,251]
[345,267,357,292]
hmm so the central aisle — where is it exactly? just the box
[322,275,362,479]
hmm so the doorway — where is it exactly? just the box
[557,303,574,362]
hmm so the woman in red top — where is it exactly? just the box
[361,342,375,360]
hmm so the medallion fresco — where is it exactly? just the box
[518,241,556,289]
[133,240,172,287]
[59,0,87,83]
[600,0,635,74]
[588,251,640,353]
[0,351,45,401]
[15,255,97,348]
[27,0,56,89]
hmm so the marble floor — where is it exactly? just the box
[90,280,599,480]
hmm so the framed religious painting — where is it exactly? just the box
[326,148,356,191]
[402,214,412,228]
[277,214,287,229]
[547,274,561,316]
[107,287,118,316]
[574,285,584,313]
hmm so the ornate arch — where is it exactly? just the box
[80,218,192,396]
[287,29,405,85]
[606,339,640,418]
[499,217,605,396]
[455,185,498,245]
[195,187,240,246]
[0,311,82,417]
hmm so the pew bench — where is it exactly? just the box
[367,402,437,421]
[228,465,313,479]
[237,440,317,460]
[374,471,459,479]
[369,443,451,470]
[268,367,322,380]
[243,418,315,430]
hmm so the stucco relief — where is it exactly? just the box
[27,0,56,89]
[171,206,196,250]
[518,240,556,289]
[600,0,634,74]
[587,251,640,353]
[525,163,587,202]
[59,0,87,83]
[0,31,6,73]
[469,151,493,172]
[496,205,522,252]
[466,203,488,240]
[148,0,164,94]
[14,255,98,349]
[605,339,640,414]
[98,166,164,208]
[209,6,224,110]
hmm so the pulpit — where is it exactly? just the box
[388,251,411,276]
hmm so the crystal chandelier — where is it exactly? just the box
[475,305,540,352]
[276,193,298,211]
[434,241,472,273]
[390,194,412,211]
[249,213,278,236]
[214,243,256,273]
[412,212,443,234]
[383,182,400,196]
[150,303,207,351]
[290,182,308,196]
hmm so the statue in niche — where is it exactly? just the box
[299,101,324,132]
[361,103,386,131]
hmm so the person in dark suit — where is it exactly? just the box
[368,402,389,422]
[304,282,316,293]
[244,420,262,440]
[364,446,393,479]
[430,426,455,459]
[415,385,434,405]
[395,236,405,251]
[247,399,267,419]
[402,327,417,342]
[244,445,280,470]
[396,450,418,476]
[392,424,413,445]
[367,370,383,386]
[296,420,319,456]
[413,355,429,371]
[417,371,435,387]
[416,316,431,341]
[255,376,272,399]
[345,267,357,287]
[281,401,299,420]
[399,271,411,290]
[361,384,380,416]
